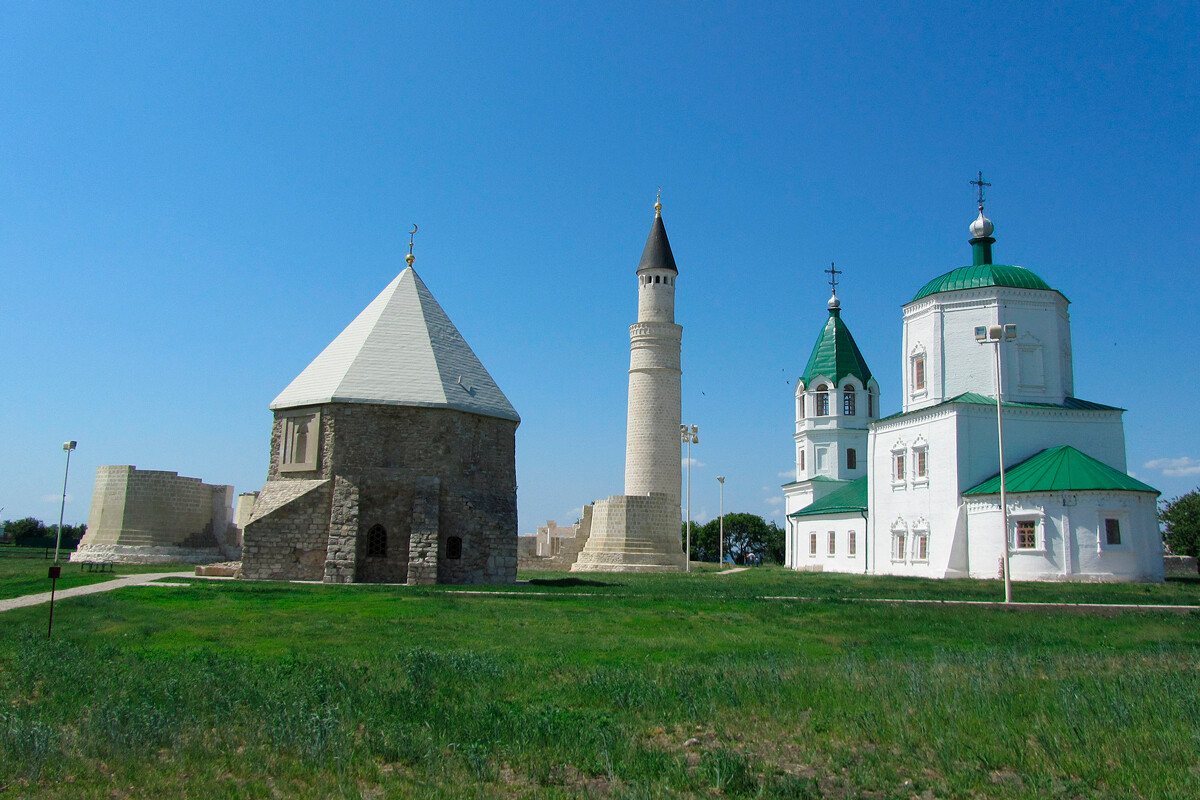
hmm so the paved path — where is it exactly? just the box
[0,572,195,614]
[716,567,750,575]
[759,595,1200,615]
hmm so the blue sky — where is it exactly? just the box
[2,2,1197,531]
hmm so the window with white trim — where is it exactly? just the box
[911,519,929,562]
[1104,518,1121,546]
[843,386,856,416]
[1098,511,1130,551]
[1010,511,1045,552]
[799,450,805,473]
[848,530,857,556]
[828,530,836,556]
[891,519,907,562]
[809,532,818,556]
[912,439,928,486]
[910,345,927,396]
[815,384,830,416]
[894,453,906,483]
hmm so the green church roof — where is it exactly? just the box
[788,476,869,518]
[963,446,1158,496]
[911,264,1058,302]
[877,392,1123,423]
[800,307,873,387]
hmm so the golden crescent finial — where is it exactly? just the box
[406,223,418,266]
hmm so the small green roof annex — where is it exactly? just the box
[788,476,869,518]
[964,446,1158,496]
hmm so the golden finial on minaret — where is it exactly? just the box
[654,187,662,217]
[406,223,418,266]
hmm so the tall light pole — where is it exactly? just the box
[55,441,77,563]
[976,324,1015,603]
[681,423,698,572]
[717,476,725,567]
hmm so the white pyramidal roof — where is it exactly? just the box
[270,267,520,423]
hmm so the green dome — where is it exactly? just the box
[911,264,1056,302]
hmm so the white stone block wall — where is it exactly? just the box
[624,321,683,504]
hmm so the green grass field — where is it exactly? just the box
[1,563,1197,799]
[0,558,195,601]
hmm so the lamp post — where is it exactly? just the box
[55,441,77,564]
[976,324,1015,603]
[717,476,725,568]
[681,423,699,572]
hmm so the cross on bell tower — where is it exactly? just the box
[825,262,842,294]
[970,171,991,210]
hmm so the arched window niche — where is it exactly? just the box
[365,524,387,558]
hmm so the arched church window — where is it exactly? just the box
[843,386,856,416]
[447,536,463,560]
[365,525,387,558]
[798,392,805,419]
[867,391,874,418]
[815,385,829,416]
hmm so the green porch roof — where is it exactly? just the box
[800,309,873,387]
[788,476,869,518]
[963,446,1158,496]
[877,392,1123,423]
[911,264,1060,302]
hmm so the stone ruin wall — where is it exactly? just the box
[72,465,239,564]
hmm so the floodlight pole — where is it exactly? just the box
[978,326,1014,604]
[55,441,77,564]
[681,424,698,572]
[717,476,725,567]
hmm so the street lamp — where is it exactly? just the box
[681,423,699,572]
[55,441,77,563]
[717,476,725,568]
[976,324,1016,603]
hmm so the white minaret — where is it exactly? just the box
[623,193,683,507]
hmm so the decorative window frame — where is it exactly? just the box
[809,531,818,557]
[279,409,321,473]
[911,518,930,563]
[1096,509,1131,552]
[891,518,908,562]
[815,384,830,416]
[911,436,929,487]
[909,344,928,399]
[891,440,907,489]
[816,446,830,476]
[827,530,836,557]
[848,530,857,557]
[842,384,857,417]
[796,382,806,420]
[1009,508,1046,554]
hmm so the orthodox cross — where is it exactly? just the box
[825,262,842,294]
[970,171,991,207]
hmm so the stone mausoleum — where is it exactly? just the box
[240,248,521,585]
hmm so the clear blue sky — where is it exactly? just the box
[2,2,1197,532]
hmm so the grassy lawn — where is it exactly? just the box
[0,558,196,601]
[1,567,1197,798]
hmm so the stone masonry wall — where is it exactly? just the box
[241,480,332,581]
[249,403,518,585]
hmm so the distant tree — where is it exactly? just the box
[5,517,47,541]
[1161,489,1200,558]
[683,513,784,565]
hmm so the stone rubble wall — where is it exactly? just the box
[72,465,236,563]
[240,479,332,581]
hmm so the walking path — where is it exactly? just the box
[759,595,1200,615]
[0,572,195,614]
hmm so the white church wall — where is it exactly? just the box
[902,288,1073,413]
[788,512,868,573]
[965,491,1162,582]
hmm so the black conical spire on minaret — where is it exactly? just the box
[637,190,678,273]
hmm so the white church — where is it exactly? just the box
[782,195,1163,582]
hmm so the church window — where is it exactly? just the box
[809,532,818,556]
[843,388,856,416]
[848,531,857,556]
[798,393,805,419]
[828,531,836,555]
[914,356,926,391]
[280,410,320,473]
[799,450,805,472]
[847,448,857,470]
[916,449,927,478]
[894,453,906,482]
[815,385,829,416]
[915,533,929,561]
[1016,520,1037,550]
[1104,518,1121,546]
[447,536,463,560]
[893,532,906,561]
[365,524,387,558]
[654,275,660,284]
[867,391,874,417]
